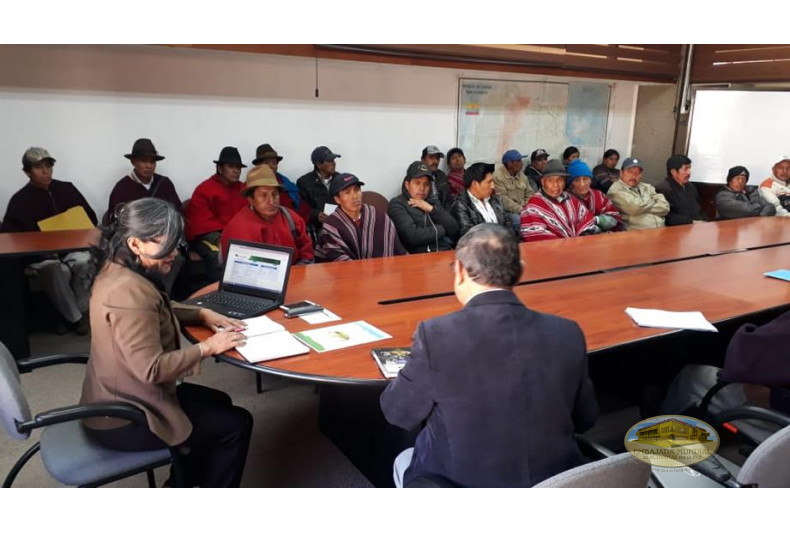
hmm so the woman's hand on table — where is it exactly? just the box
[198,308,246,333]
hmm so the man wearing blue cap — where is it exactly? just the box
[493,149,537,229]
[297,145,342,235]
[566,159,623,233]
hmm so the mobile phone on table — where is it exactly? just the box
[280,300,324,318]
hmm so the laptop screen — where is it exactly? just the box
[222,242,292,296]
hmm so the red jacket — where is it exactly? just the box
[184,175,247,241]
[221,205,314,264]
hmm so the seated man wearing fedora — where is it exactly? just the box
[221,165,314,264]
[315,173,407,261]
[104,138,182,224]
[251,143,311,224]
[185,146,249,280]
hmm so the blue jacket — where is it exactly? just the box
[380,290,597,487]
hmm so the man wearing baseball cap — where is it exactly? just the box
[520,160,597,242]
[420,145,452,210]
[525,149,549,192]
[2,147,98,334]
[758,156,790,217]
[606,157,669,230]
[297,145,342,234]
[388,161,460,254]
[221,165,314,264]
[315,173,406,261]
[493,149,537,229]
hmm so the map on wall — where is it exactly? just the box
[457,79,611,165]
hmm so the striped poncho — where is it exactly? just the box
[573,188,625,232]
[520,191,597,242]
[315,204,407,261]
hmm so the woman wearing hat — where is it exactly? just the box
[716,166,776,220]
[221,165,314,264]
[566,160,624,233]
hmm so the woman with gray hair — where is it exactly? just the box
[79,198,253,487]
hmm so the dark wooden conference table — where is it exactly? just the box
[184,217,790,384]
[0,229,98,359]
[182,218,790,487]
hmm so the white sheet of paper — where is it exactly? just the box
[225,315,284,337]
[323,203,337,215]
[299,309,341,324]
[625,307,718,332]
[236,331,309,363]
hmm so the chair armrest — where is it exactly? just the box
[16,402,147,433]
[575,435,615,460]
[713,405,790,429]
[16,353,89,374]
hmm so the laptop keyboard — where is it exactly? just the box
[200,292,271,311]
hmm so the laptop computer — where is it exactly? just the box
[184,240,294,319]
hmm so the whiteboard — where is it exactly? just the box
[688,90,790,185]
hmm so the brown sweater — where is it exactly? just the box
[80,262,203,445]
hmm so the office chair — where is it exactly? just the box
[361,191,391,214]
[0,342,181,488]
[534,453,651,488]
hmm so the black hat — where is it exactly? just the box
[406,161,432,180]
[446,147,465,160]
[726,166,750,183]
[329,173,365,197]
[252,143,283,165]
[213,146,247,168]
[125,138,164,161]
[311,146,341,165]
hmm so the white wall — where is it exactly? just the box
[0,45,638,218]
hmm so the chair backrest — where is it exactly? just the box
[737,424,790,487]
[362,190,390,214]
[0,342,32,441]
[534,453,651,488]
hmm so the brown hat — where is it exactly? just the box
[252,143,283,165]
[125,138,164,161]
[241,165,285,196]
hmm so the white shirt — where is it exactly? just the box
[129,169,153,191]
[469,193,498,223]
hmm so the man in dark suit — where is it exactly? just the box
[380,223,597,487]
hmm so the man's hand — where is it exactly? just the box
[408,199,434,213]
[318,212,328,223]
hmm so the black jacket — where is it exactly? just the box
[430,169,452,211]
[450,189,512,238]
[381,290,598,487]
[2,179,97,233]
[654,178,708,226]
[296,169,339,229]
[388,192,459,253]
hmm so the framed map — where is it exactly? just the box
[457,78,611,165]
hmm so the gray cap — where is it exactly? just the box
[541,159,568,177]
[406,161,432,180]
[621,157,644,171]
[22,147,56,167]
[422,145,445,158]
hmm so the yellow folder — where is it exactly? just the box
[37,206,95,231]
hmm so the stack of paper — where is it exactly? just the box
[233,315,309,363]
[293,321,391,353]
[625,307,718,332]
